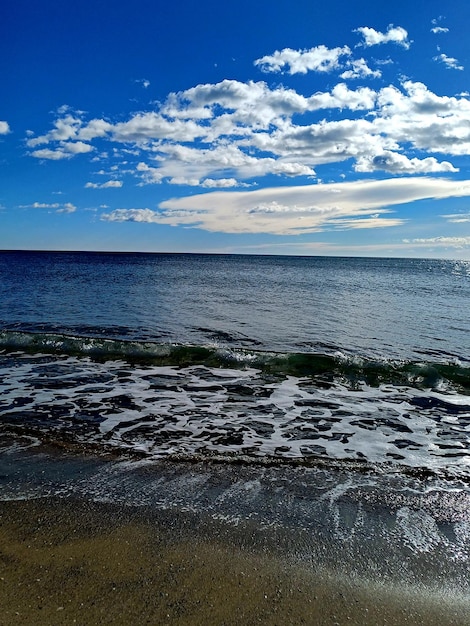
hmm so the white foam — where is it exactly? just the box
[396,507,444,553]
[1,353,469,478]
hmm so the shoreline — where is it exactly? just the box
[1,444,469,624]
[1,496,469,626]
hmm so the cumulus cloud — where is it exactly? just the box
[111,113,203,144]
[355,25,411,49]
[30,141,94,159]
[24,76,470,184]
[85,180,123,189]
[431,27,449,34]
[136,143,316,186]
[254,45,351,74]
[355,152,458,174]
[30,148,71,160]
[62,141,94,154]
[0,121,10,134]
[433,53,464,70]
[22,30,470,193]
[27,113,83,146]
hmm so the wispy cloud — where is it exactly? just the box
[85,180,123,189]
[433,53,464,70]
[403,236,470,247]
[431,27,449,34]
[136,79,151,88]
[340,58,382,79]
[20,202,77,213]
[441,212,470,223]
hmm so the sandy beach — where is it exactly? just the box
[1,495,469,626]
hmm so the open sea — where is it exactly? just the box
[1,250,470,599]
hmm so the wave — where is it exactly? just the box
[1,328,469,392]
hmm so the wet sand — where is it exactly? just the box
[0,497,468,625]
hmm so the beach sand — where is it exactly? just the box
[0,496,468,626]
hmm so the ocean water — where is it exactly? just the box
[1,251,470,592]
[0,251,469,476]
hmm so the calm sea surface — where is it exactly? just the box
[1,251,469,360]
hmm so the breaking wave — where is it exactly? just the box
[1,329,469,392]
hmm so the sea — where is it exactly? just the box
[1,250,470,597]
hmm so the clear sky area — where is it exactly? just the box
[1,0,470,258]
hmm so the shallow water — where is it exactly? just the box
[1,440,469,596]
[1,351,469,480]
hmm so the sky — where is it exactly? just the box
[1,0,470,258]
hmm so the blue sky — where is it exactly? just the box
[1,0,470,258]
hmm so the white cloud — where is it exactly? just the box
[21,201,77,213]
[101,208,157,223]
[85,180,123,189]
[441,212,470,223]
[431,27,449,34]
[136,144,316,186]
[327,216,404,229]
[27,113,83,146]
[30,148,71,160]
[355,151,458,174]
[254,45,351,74]
[403,236,470,247]
[84,76,469,182]
[56,202,77,214]
[0,121,10,134]
[111,113,203,143]
[78,119,113,141]
[63,141,94,154]
[433,53,464,70]
[374,81,470,156]
[24,76,470,186]
[30,140,94,159]
[152,177,470,235]
[247,117,386,166]
[355,25,411,49]
[136,79,151,88]
[340,58,382,80]
[22,53,470,189]
[201,178,245,188]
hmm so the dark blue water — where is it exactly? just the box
[1,251,469,361]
